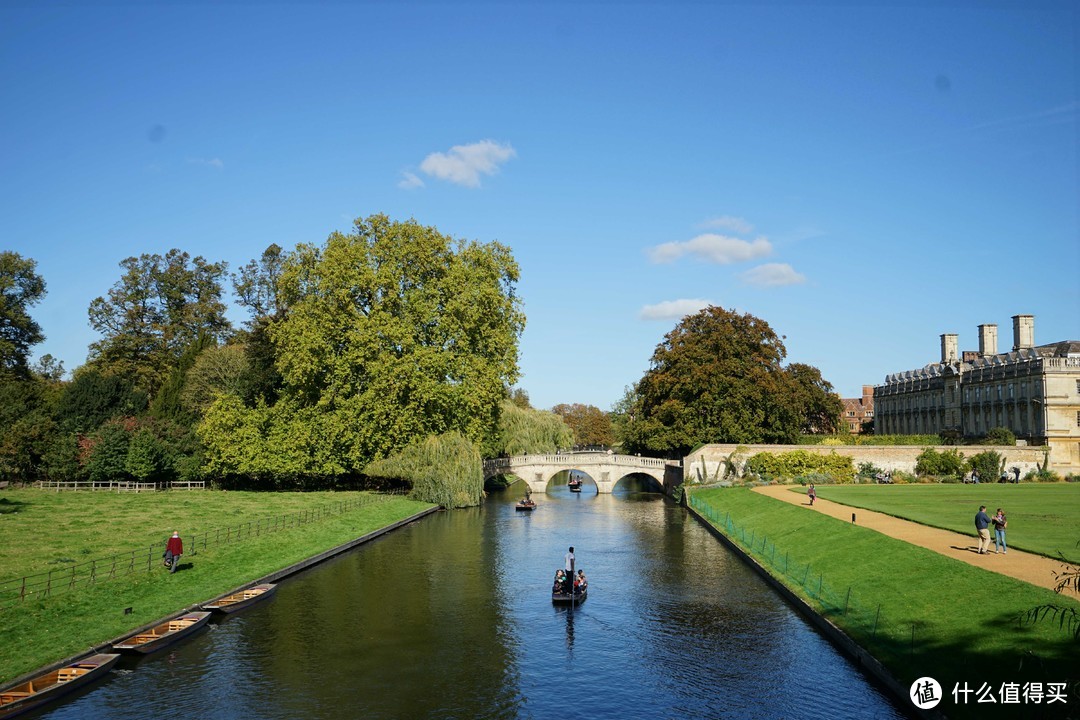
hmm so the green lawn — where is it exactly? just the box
[0,488,433,683]
[689,487,1080,719]
[794,483,1080,564]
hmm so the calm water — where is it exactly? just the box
[37,479,909,719]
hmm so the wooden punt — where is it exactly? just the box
[568,479,582,493]
[551,588,587,605]
[111,611,211,654]
[0,653,120,719]
[202,583,277,614]
[515,500,537,511]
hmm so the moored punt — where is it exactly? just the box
[112,611,211,654]
[202,583,277,614]
[0,653,120,719]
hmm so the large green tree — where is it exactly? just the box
[0,251,46,376]
[622,305,810,457]
[201,214,525,482]
[87,249,231,394]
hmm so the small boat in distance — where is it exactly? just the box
[515,499,537,511]
[202,584,277,614]
[112,611,211,655]
[568,477,582,493]
[0,653,120,719]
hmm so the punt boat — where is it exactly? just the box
[111,611,211,654]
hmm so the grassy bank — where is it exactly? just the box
[0,488,433,683]
[689,487,1080,719]
[799,483,1080,563]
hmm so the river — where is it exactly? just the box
[37,477,909,719]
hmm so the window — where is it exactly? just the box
[1077,411,1080,428]
[1076,379,1080,395]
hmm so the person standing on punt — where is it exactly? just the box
[165,531,183,573]
[564,546,575,592]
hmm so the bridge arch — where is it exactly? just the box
[483,452,679,494]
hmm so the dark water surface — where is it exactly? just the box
[37,481,909,719]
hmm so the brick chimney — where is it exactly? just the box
[978,324,998,357]
[1012,314,1035,350]
[941,333,959,364]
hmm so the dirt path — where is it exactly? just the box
[752,484,1079,600]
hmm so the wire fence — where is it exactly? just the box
[0,491,404,609]
[688,493,958,665]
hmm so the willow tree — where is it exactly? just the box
[201,214,524,484]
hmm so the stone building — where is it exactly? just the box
[873,315,1080,474]
[841,385,874,434]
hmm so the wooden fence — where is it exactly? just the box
[0,492,401,608]
[34,479,205,492]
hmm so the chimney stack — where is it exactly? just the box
[941,333,959,364]
[1012,314,1035,350]
[978,324,998,357]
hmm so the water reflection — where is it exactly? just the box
[38,484,908,720]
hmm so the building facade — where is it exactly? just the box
[874,315,1080,474]
[841,385,874,434]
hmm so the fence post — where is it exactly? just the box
[46,570,52,598]
[844,587,851,615]
[20,576,26,601]
[872,605,881,637]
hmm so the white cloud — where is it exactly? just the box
[638,298,712,321]
[186,157,224,169]
[398,171,425,190]
[741,263,807,287]
[698,215,754,234]
[419,140,516,187]
[647,233,772,265]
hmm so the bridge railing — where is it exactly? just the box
[484,453,675,470]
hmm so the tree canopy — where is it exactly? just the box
[0,251,46,377]
[200,215,525,484]
[551,403,614,448]
[87,250,231,394]
[620,305,841,457]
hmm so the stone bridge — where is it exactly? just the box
[483,452,681,494]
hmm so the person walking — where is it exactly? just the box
[992,508,1008,554]
[974,506,992,554]
[807,483,816,506]
[164,531,183,573]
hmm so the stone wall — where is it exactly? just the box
[683,443,1051,483]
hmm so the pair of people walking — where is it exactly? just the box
[974,506,1007,554]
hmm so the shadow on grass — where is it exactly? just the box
[838,607,1080,720]
[0,498,29,515]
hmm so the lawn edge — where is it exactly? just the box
[685,497,940,720]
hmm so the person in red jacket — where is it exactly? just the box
[165,531,183,573]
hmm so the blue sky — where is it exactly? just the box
[2,1,1077,411]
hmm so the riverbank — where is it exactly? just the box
[687,487,1080,720]
[0,489,434,683]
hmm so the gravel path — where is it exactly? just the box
[752,484,1079,600]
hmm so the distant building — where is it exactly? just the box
[841,385,874,434]
[873,315,1080,474]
